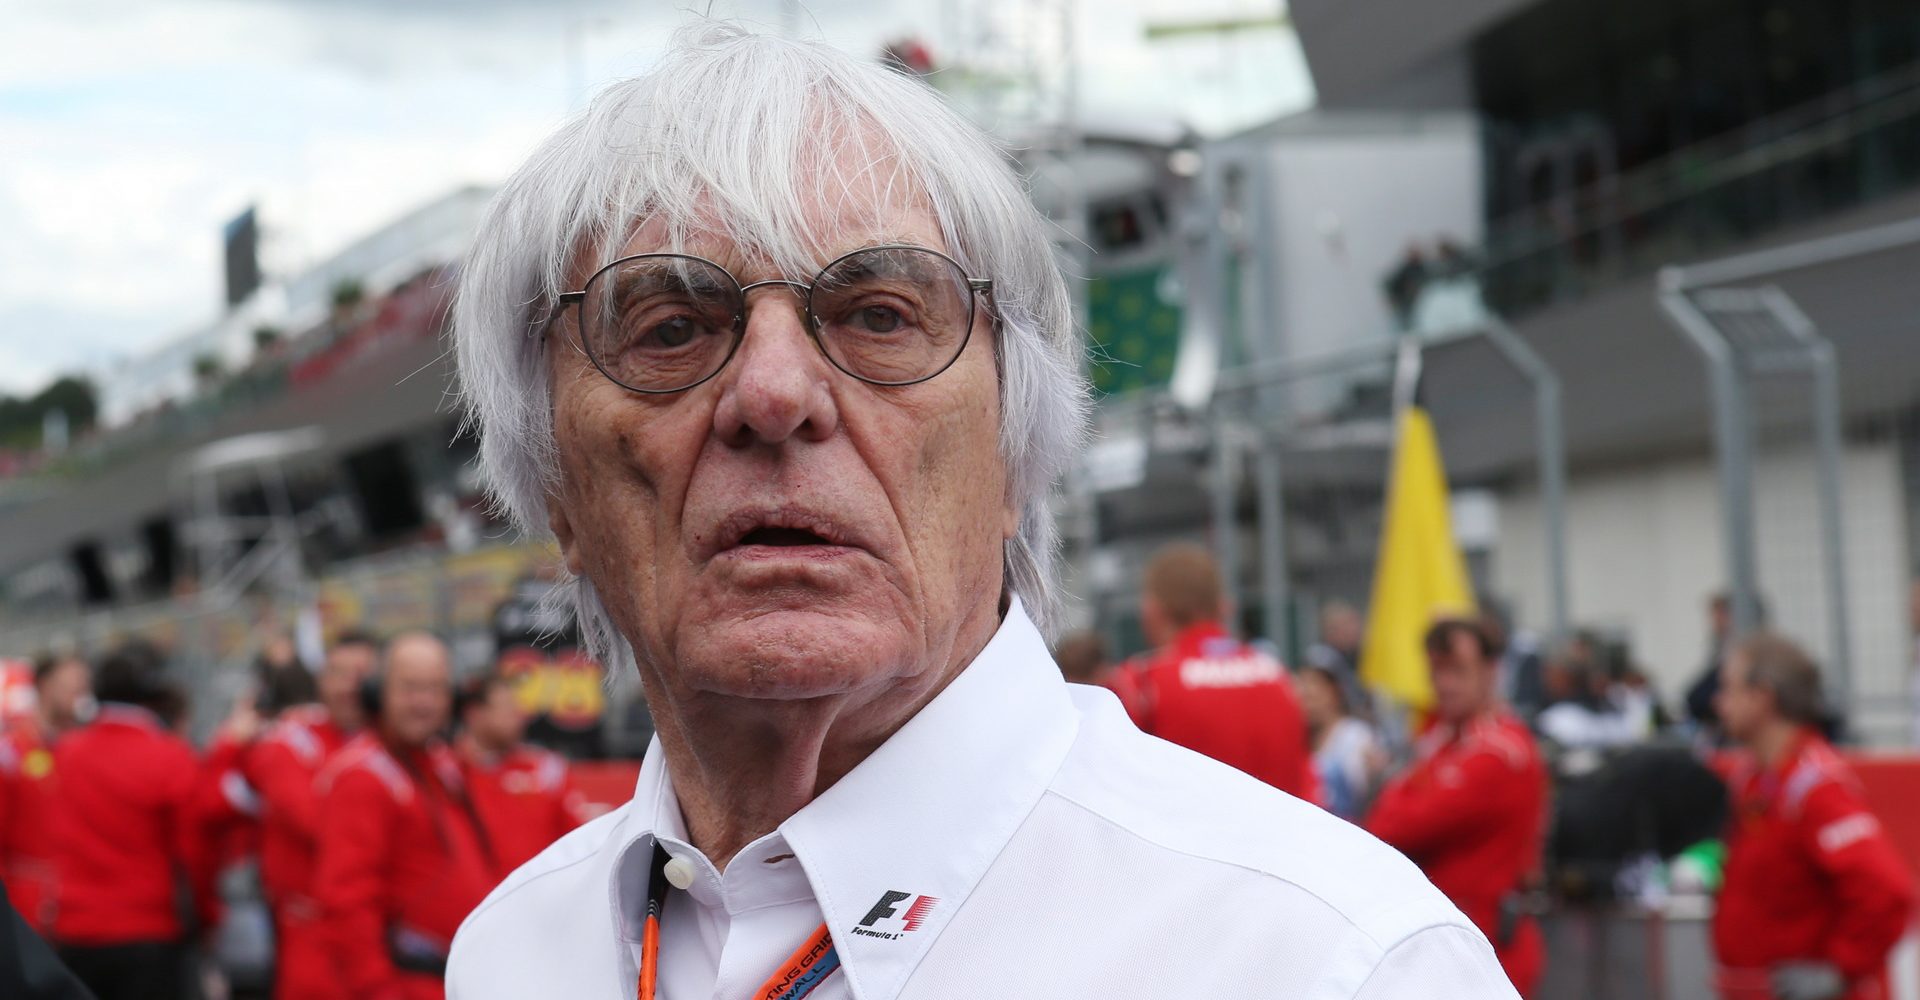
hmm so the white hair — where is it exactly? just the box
[453,23,1089,672]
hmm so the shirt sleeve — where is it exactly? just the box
[249,737,325,840]
[1352,924,1521,1000]
[1366,747,1527,859]
[315,768,404,997]
[1795,780,1917,980]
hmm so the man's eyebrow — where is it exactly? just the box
[839,233,935,253]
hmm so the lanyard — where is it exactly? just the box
[637,844,843,1000]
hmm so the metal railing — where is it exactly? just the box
[1477,60,1920,317]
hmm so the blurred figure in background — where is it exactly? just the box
[254,632,318,719]
[1710,632,1913,1000]
[1305,600,1364,681]
[1534,633,1656,751]
[455,671,587,877]
[1688,591,1768,732]
[50,642,217,1000]
[1106,543,1316,800]
[1367,617,1547,997]
[1908,579,1920,747]
[1298,664,1379,822]
[314,632,493,1000]
[1050,629,1110,685]
[0,653,91,934]
[1305,600,1371,722]
[246,630,379,1000]
[1481,600,1546,720]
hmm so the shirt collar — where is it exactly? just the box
[606,598,1079,1000]
[1169,621,1230,656]
[94,702,167,731]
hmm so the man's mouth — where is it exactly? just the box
[710,507,865,559]
[738,526,833,547]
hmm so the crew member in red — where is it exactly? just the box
[1104,543,1316,799]
[1711,632,1915,1000]
[1366,616,1547,997]
[0,652,91,934]
[49,641,218,1000]
[313,631,496,1000]
[455,672,588,877]
[247,630,379,1000]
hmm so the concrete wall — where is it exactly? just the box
[1230,116,1483,366]
[1490,442,1913,745]
[1289,0,1534,108]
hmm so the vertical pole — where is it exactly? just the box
[1212,416,1241,631]
[1761,284,1854,713]
[1809,342,1854,711]
[1483,320,1571,642]
[1535,366,1571,644]
[1715,349,1761,636]
[1254,434,1291,656]
[1659,286,1761,636]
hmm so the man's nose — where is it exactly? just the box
[711,288,840,447]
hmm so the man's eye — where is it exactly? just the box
[646,316,700,347]
[856,306,904,334]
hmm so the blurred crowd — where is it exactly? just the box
[0,629,595,1000]
[1055,543,1917,1000]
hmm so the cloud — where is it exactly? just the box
[0,0,1311,398]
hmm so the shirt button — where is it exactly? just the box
[663,855,696,890]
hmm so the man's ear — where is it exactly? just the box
[547,492,583,577]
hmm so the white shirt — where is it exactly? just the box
[448,600,1519,999]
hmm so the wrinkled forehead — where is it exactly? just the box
[592,124,949,283]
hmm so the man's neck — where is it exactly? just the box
[31,709,64,741]
[647,603,1002,871]
[1751,720,1803,768]
[458,732,515,765]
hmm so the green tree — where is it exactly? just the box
[193,353,224,383]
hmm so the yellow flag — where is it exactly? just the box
[1360,406,1476,710]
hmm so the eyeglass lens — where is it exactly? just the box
[579,247,974,392]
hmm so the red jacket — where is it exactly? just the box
[49,704,218,946]
[1366,711,1546,996]
[314,733,498,1000]
[0,720,62,932]
[245,705,352,907]
[1713,731,1916,1000]
[197,730,264,879]
[462,744,587,877]
[1106,623,1317,799]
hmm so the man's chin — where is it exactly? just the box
[672,606,914,701]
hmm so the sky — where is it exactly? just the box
[0,0,1312,397]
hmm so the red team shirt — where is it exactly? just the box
[1366,711,1547,996]
[49,704,218,946]
[314,733,497,1000]
[0,719,62,933]
[462,745,587,876]
[1106,622,1318,801]
[1712,731,1915,1000]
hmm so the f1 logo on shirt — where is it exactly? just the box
[850,890,938,940]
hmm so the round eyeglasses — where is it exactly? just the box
[552,244,993,394]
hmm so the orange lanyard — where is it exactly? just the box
[637,844,842,1000]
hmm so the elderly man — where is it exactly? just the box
[446,25,1514,1000]
[316,632,495,1000]
[1712,633,1913,1000]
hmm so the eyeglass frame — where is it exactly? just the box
[545,243,995,394]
